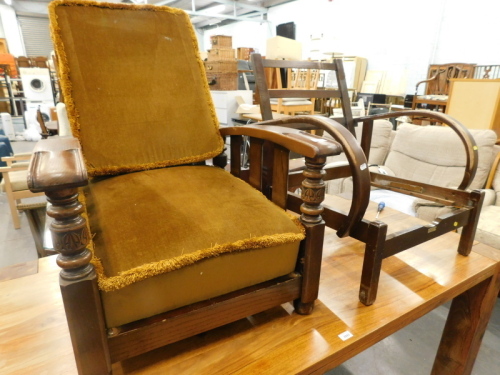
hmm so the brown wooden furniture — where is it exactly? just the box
[2,227,499,374]
[411,63,476,121]
[15,56,31,69]
[270,65,320,116]
[252,53,356,133]
[16,202,57,258]
[415,63,476,97]
[27,2,370,374]
[252,54,485,306]
[0,153,45,229]
[0,53,18,78]
[30,56,49,68]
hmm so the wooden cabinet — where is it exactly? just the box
[446,79,500,137]
[210,90,253,126]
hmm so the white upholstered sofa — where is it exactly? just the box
[475,153,500,249]
[325,122,500,248]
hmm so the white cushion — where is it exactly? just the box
[324,120,394,195]
[5,169,29,191]
[385,124,497,190]
[475,205,500,249]
[492,154,500,205]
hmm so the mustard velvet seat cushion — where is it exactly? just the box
[84,166,304,327]
[51,1,223,176]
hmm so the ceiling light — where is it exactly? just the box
[190,16,204,23]
[204,5,226,15]
[4,0,12,5]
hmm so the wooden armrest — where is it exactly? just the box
[414,69,445,94]
[1,153,32,163]
[233,115,371,238]
[28,137,88,193]
[221,125,342,158]
[0,164,30,173]
[355,110,477,190]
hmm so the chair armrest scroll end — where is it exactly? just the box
[28,138,88,193]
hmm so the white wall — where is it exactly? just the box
[433,0,500,64]
[198,0,499,95]
[0,5,25,56]
[203,20,270,57]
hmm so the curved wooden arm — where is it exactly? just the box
[0,164,29,173]
[28,137,88,193]
[355,110,478,190]
[414,69,445,95]
[221,125,342,159]
[253,115,371,238]
[1,153,32,163]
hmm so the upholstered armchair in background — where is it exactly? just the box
[27,1,370,373]
[0,136,45,229]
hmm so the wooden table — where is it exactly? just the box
[1,227,499,374]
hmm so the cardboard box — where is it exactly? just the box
[266,36,302,60]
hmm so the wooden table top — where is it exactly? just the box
[1,222,499,374]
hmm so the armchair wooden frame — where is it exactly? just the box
[28,116,370,374]
[288,110,484,305]
[252,53,355,133]
[251,54,484,306]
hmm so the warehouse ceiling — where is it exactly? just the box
[12,0,297,30]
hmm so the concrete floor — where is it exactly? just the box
[1,142,499,374]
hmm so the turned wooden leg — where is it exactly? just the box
[458,190,484,256]
[46,188,111,375]
[359,221,388,306]
[295,156,326,315]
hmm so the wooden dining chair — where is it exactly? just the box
[252,53,357,135]
[270,66,320,116]
[0,153,45,229]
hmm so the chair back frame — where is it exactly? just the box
[252,54,356,135]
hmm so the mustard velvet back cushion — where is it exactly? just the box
[50,1,223,176]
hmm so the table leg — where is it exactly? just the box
[432,265,500,374]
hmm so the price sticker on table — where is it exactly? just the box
[338,331,354,341]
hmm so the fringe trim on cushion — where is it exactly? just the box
[78,168,306,292]
[49,0,224,177]
[93,230,305,292]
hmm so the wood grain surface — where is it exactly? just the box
[1,227,498,375]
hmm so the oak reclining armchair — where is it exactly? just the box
[28,1,370,373]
